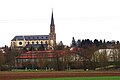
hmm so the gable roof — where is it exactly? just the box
[11,35,49,41]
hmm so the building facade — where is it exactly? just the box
[15,50,58,69]
[11,11,56,50]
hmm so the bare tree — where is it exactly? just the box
[0,51,5,66]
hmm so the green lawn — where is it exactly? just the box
[21,76,120,80]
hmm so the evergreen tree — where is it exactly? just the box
[77,39,81,48]
[71,37,76,47]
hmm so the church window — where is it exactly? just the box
[42,37,43,39]
[41,41,43,44]
[34,36,37,39]
[32,42,34,44]
[19,42,22,45]
[28,42,30,44]
[30,37,33,40]
[46,37,48,39]
[36,41,39,44]
[45,41,48,44]
[37,37,39,39]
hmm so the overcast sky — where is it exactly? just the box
[0,0,120,47]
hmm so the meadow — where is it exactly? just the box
[20,76,120,80]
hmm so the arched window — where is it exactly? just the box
[28,42,30,44]
[45,41,48,44]
[36,41,39,44]
[41,41,43,44]
[32,42,34,44]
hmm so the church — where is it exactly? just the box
[11,11,56,50]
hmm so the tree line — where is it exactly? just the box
[71,37,119,49]
[70,37,120,71]
[0,37,120,71]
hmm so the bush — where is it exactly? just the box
[0,65,12,71]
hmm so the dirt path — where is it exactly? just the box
[0,71,120,80]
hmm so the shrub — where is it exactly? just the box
[0,65,12,71]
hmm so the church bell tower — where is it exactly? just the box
[49,10,56,47]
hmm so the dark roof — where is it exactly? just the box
[11,35,49,41]
[12,36,24,41]
[16,50,65,59]
[26,44,48,48]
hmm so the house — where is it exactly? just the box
[94,49,120,62]
[15,50,65,69]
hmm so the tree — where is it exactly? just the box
[29,46,34,51]
[78,44,99,70]
[71,37,76,47]
[5,48,21,67]
[114,44,120,67]
[77,39,81,48]
[36,52,47,69]
[0,51,5,66]
[55,41,64,50]
[93,49,108,70]
[38,43,45,51]
[94,39,99,47]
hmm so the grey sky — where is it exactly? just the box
[0,0,120,46]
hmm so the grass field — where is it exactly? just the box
[21,76,120,80]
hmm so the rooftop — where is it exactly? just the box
[11,35,49,41]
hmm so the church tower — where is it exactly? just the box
[49,10,56,47]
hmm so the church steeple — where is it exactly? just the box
[49,9,56,47]
[50,9,55,26]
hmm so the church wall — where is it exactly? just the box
[25,40,49,44]
[11,41,16,48]
[15,40,26,47]
[11,40,50,48]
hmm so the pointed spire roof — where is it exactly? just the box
[50,9,55,26]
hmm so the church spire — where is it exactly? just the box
[49,9,56,47]
[50,9,55,26]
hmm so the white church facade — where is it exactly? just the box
[11,11,56,50]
